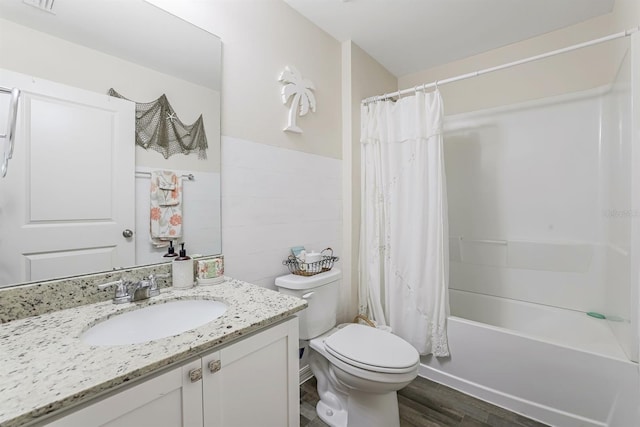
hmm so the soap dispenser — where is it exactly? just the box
[163,240,178,258]
[172,243,193,289]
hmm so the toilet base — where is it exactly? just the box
[309,328,415,427]
[316,400,348,427]
[315,390,400,427]
[344,389,400,427]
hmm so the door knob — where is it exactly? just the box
[122,229,134,238]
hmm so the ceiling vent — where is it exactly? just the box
[22,0,56,14]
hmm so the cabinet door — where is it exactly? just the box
[203,318,300,427]
[46,360,203,427]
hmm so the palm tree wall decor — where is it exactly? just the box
[279,65,316,134]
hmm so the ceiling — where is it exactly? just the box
[284,0,615,77]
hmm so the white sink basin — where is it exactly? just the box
[81,300,228,346]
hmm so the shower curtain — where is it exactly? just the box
[359,90,449,357]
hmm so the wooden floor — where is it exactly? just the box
[300,376,549,427]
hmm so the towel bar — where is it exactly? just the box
[135,171,195,181]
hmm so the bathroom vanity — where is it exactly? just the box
[47,318,298,427]
[0,279,306,427]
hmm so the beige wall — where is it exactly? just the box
[149,0,342,160]
[340,41,397,321]
[398,0,640,115]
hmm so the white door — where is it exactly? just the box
[0,69,135,286]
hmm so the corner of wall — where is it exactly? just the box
[340,40,354,323]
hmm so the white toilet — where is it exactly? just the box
[276,269,419,427]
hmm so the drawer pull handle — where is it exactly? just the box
[189,368,202,382]
[209,360,221,373]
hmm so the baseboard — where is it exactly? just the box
[418,363,606,427]
[299,364,313,385]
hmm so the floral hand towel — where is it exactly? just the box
[150,170,182,247]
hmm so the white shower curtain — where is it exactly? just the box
[359,90,450,357]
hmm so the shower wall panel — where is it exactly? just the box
[601,48,635,361]
[444,87,612,315]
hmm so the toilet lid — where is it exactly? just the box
[324,324,419,373]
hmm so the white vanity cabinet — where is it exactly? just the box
[202,317,299,426]
[46,318,299,427]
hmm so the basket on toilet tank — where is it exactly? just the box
[275,269,340,340]
[282,248,339,277]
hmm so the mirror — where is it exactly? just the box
[0,0,221,288]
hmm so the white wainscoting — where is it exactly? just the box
[221,136,342,289]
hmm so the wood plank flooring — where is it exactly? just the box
[300,376,549,427]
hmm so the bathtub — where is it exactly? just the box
[419,289,639,427]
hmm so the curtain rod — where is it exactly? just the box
[362,26,639,105]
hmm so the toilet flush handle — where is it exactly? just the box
[302,291,315,299]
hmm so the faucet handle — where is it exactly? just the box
[147,273,169,297]
[98,279,131,304]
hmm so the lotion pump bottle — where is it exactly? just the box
[163,240,178,258]
[172,243,193,289]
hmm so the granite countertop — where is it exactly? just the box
[0,278,307,427]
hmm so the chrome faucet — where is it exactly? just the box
[98,279,133,304]
[98,273,169,304]
[147,273,170,297]
[130,278,152,302]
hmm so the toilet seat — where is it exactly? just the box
[324,324,419,374]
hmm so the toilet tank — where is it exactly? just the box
[275,269,340,340]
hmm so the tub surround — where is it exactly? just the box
[0,278,307,427]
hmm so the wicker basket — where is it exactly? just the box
[283,248,339,277]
